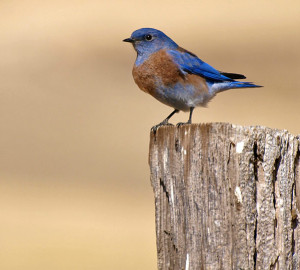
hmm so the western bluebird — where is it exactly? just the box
[123,28,262,131]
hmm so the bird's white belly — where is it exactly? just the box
[153,81,212,111]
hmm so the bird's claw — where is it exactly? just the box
[176,121,191,127]
[151,122,174,133]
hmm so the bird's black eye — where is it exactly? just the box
[145,34,153,41]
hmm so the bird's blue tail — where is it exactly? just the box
[230,81,262,89]
[210,81,262,94]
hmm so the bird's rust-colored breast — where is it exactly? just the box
[132,49,183,96]
[132,49,209,105]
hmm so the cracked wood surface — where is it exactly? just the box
[149,123,300,270]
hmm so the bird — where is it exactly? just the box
[123,28,262,131]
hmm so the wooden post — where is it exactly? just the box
[149,123,300,270]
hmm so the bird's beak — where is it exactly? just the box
[123,38,134,43]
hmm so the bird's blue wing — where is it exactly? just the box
[168,48,233,82]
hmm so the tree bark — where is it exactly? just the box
[149,123,300,270]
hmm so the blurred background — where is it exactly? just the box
[0,0,299,269]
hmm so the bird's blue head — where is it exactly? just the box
[123,28,178,57]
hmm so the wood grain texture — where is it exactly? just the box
[149,123,300,270]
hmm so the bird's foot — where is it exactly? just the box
[176,121,191,128]
[151,121,174,133]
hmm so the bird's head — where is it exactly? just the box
[123,28,178,56]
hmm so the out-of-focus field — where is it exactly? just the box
[0,1,299,269]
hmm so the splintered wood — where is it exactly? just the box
[149,123,300,270]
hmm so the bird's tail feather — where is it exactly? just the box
[230,82,263,88]
[211,81,263,94]
[220,72,246,80]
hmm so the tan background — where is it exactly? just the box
[0,0,299,269]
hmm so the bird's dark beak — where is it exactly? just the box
[123,38,134,43]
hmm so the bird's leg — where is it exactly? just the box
[176,107,194,127]
[151,109,179,132]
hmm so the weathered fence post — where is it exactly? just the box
[149,123,300,270]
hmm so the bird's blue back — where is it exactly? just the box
[167,49,234,82]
